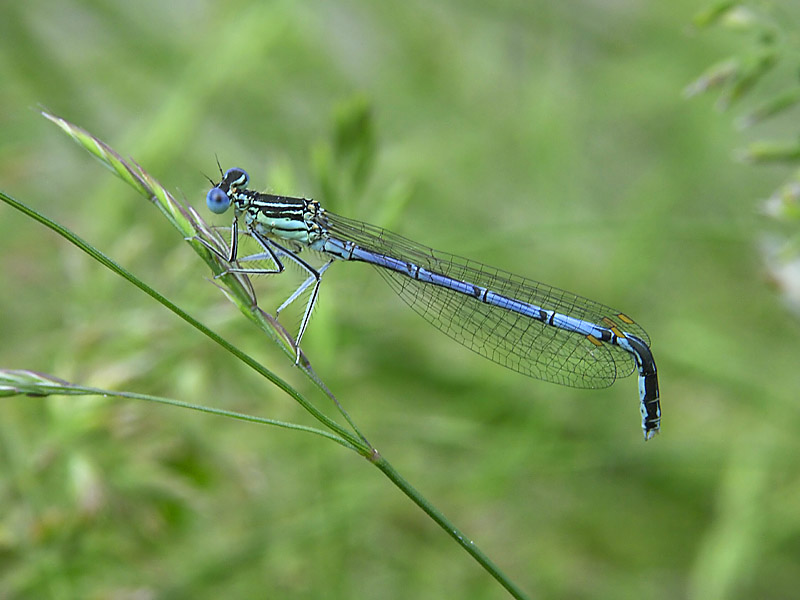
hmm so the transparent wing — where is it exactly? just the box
[321,211,650,389]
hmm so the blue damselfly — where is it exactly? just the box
[206,168,661,439]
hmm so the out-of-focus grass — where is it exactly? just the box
[1,1,800,599]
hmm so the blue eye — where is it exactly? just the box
[206,187,231,214]
[224,167,249,188]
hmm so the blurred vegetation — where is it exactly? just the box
[686,1,800,321]
[1,1,799,599]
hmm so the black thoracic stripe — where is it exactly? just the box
[248,192,308,216]
[251,204,305,218]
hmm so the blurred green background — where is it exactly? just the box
[2,1,799,598]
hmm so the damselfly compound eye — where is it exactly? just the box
[206,187,231,214]
[224,167,249,188]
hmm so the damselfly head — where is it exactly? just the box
[206,167,250,214]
